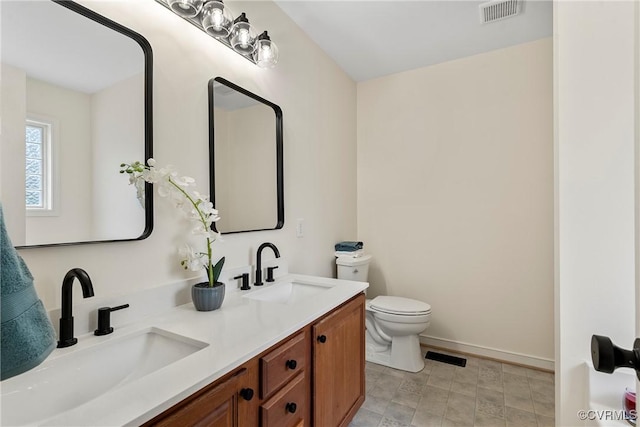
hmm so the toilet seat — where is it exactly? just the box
[369,296,431,316]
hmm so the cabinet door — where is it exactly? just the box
[312,294,365,427]
[145,365,257,427]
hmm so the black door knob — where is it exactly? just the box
[591,335,640,380]
[317,335,327,343]
[286,359,297,370]
[239,388,254,401]
[286,402,297,414]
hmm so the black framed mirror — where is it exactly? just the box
[1,0,153,248]
[209,77,284,234]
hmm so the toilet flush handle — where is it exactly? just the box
[353,268,359,274]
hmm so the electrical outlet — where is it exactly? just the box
[296,218,304,238]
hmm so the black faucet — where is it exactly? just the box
[58,268,95,348]
[255,242,280,287]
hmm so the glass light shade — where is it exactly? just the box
[253,39,278,68]
[230,20,257,55]
[201,1,233,38]
[168,0,203,18]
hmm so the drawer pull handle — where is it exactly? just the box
[286,402,297,414]
[286,359,297,370]
[317,335,327,343]
[239,388,254,401]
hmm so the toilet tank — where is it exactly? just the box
[336,255,372,282]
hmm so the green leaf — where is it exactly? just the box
[212,256,225,282]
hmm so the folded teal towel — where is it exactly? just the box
[334,241,363,252]
[1,204,56,380]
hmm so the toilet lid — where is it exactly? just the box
[369,296,431,315]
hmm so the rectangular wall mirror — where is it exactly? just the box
[209,77,284,234]
[0,0,153,248]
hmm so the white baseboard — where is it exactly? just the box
[419,335,555,372]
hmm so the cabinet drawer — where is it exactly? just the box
[260,372,306,427]
[260,330,307,398]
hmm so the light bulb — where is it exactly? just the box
[201,1,233,38]
[238,28,250,47]
[260,45,272,60]
[211,9,223,27]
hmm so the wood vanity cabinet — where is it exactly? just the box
[312,294,365,427]
[145,293,364,427]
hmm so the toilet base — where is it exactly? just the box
[365,331,425,373]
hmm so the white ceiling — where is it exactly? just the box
[1,1,552,90]
[273,0,553,82]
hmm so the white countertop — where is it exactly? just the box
[585,362,636,427]
[2,274,367,426]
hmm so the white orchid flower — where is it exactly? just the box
[179,244,205,272]
[174,175,195,187]
[120,159,224,286]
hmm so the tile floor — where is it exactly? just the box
[350,350,555,427]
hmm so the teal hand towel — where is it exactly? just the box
[1,204,56,380]
[334,241,364,252]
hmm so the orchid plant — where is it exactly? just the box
[120,159,225,287]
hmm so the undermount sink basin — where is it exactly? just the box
[1,327,208,426]
[243,280,332,304]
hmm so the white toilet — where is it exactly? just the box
[336,255,432,372]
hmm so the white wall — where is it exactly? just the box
[357,39,554,367]
[17,0,357,310]
[91,72,146,240]
[0,64,27,244]
[555,1,636,426]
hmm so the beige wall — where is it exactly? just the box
[18,0,357,309]
[11,0,555,371]
[357,39,554,365]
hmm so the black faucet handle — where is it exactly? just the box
[266,266,279,282]
[233,273,251,291]
[95,304,130,336]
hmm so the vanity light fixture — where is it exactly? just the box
[229,13,257,55]
[253,31,278,69]
[156,0,279,68]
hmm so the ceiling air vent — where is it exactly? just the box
[479,0,521,24]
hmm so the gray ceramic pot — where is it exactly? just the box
[191,282,225,311]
